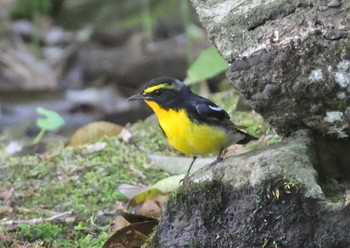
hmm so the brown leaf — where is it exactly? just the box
[118,211,157,224]
[102,220,158,248]
[0,206,13,215]
[150,195,168,210]
[0,187,14,201]
[113,216,131,232]
[69,121,122,147]
[136,200,162,219]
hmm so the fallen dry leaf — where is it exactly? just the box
[118,184,151,201]
[0,206,13,215]
[83,142,107,153]
[0,187,14,201]
[118,211,157,224]
[69,121,122,147]
[136,200,162,219]
[113,215,131,232]
[118,127,133,143]
[102,220,158,248]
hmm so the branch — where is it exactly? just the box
[0,210,73,226]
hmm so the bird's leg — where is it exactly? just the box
[187,156,197,174]
[209,148,224,167]
[181,156,197,182]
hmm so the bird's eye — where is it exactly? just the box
[154,90,161,96]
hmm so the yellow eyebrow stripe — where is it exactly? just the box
[143,83,174,94]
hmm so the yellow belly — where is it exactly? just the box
[145,101,229,155]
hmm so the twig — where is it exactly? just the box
[0,210,73,226]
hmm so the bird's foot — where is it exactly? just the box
[208,160,218,167]
[180,172,192,185]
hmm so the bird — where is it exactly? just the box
[128,77,258,178]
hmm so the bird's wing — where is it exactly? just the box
[195,100,247,130]
[195,102,230,121]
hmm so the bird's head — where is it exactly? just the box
[128,77,189,109]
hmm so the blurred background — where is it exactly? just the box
[0,0,226,140]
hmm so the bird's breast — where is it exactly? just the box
[145,100,230,155]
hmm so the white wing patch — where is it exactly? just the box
[208,105,222,112]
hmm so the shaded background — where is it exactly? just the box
[0,0,221,137]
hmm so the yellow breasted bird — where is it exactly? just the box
[128,77,258,177]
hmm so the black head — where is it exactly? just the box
[128,77,190,109]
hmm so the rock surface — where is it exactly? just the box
[145,1,350,247]
[191,0,350,138]
[148,131,350,247]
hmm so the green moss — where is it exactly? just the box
[170,180,227,224]
[130,117,170,154]
[147,180,228,246]
[320,179,343,202]
[10,0,54,20]
[0,117,172,247]
[335,41,350,60]
[256,177,300,205]
[142,225,160,248]
[262,237,280,248]
[16,222,61,242]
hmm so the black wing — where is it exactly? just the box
[195,100,230,121]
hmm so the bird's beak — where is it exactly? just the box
[128,94,145,101]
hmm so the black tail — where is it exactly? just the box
[237,130,258,145]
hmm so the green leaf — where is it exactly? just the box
[128,188,162,207]
[185,47,229,85]
[36,107,65,131]
[152,174,184,193]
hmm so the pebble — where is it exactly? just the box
[328,0,341,8]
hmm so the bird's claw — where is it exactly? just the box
[180,172,192,185]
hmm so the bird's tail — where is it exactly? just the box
[237,130,258,144]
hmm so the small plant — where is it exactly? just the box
[141,0,153,43]
[262,237,279,248]
[17,222,61,242]
[185,47,229,85]
[33,107,65,144]
[267,177,299,202]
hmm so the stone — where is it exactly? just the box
[147,131,350,247]
[191,0,350,138]
[146,1,350,247]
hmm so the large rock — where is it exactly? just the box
[191,0,350,138]
[147,131,350,247]
[145,2,350,247]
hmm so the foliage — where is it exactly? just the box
[33,107,65,144]
[185,47,229,85]
[10,0,54,20]
[140,0,153,42]
[17,223,61,242]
